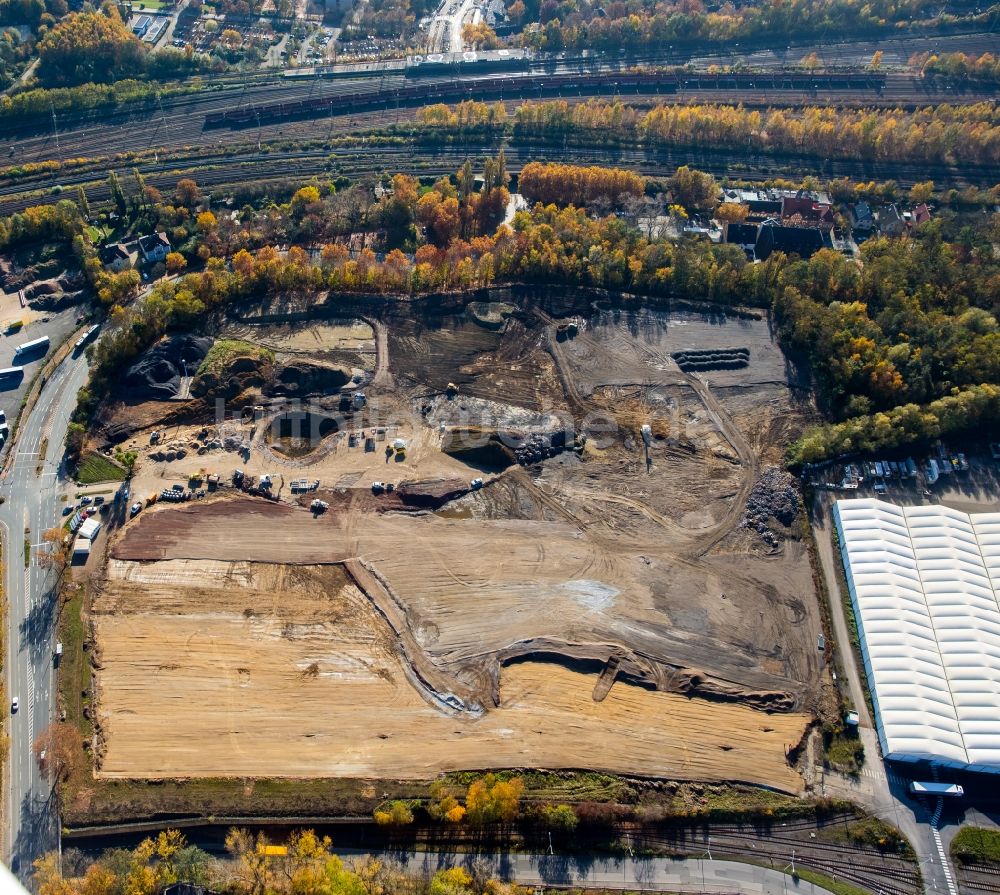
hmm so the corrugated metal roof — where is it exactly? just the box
[834,498,1000,771]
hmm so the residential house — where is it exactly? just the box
[781,194,835,232]
[754,222,824,261]
[99,241,139,271]
[724,222,758,258]
[138,231,171,264]
[878,204,906,237]
[912,203,932,227]
[851,201,875,234]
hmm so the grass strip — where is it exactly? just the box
[75,452,127,485]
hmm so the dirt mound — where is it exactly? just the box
[265,360,351,397]
[125,336,212,400]
[466,301,516,330]
[671,347,750,372]
[191,355,270,399]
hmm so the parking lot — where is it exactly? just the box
[808,446,1000,513]
[0,301,82,463]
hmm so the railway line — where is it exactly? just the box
[0,139,987,216]
[956,860,1000,891]
[0,66,994,181]
[202,70,890,127]
[634,822,923,895]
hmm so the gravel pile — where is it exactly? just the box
[742,466,800,547]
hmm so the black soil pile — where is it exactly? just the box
[124,335,212,399]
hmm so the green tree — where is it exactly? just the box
[108,170,127,217]
[541,803,578,831]
[75,185,90,220]
[114,447,138,475]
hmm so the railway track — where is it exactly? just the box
[1,67,995,171]
[635,824,922,895]
[957,860,1000,892]
[0,139,987,216]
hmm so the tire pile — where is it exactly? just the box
[671,347,749,372]
[741,466,800,548]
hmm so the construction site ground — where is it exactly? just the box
[94,559,806,789]
[89,299,826,793]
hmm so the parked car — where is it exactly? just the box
[94,495,104,505]
[80,496,92,506]
[130,502,142,517]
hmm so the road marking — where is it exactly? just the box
[930,798,959,895]
[26,662,35,738]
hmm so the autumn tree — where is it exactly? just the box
[464,774,524,827]
[196,210,217,233]
[165,251,187,274]
[175,178,201,207]
[33,853,73,895]
[518,161,644,209]
[225,828,273,895]
[461,22,499,48]
[429,867,475,895]
[355,856,402,895]
[667,165,718,211]
[373,800,414,827]
[715,202,749,223]
[37,10,145,85]
[909,180,934,203]
[291,185,321,217]
[32,722,84,783]
[38,528,68,571]
[428,780,467,823]
[375,174,419,247]
[96,269,140,305]
[417,192,461,247]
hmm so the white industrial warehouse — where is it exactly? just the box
[834,497,1000,774]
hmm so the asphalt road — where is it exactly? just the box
[324,850,830,895]
[337,848,836,894]
[1,348,90,883]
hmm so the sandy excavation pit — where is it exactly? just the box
[93,300,824,791]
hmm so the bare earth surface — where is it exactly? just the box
[94,560,807,789]
[92,302,824,792]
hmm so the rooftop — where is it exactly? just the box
[834,498,1000,773]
